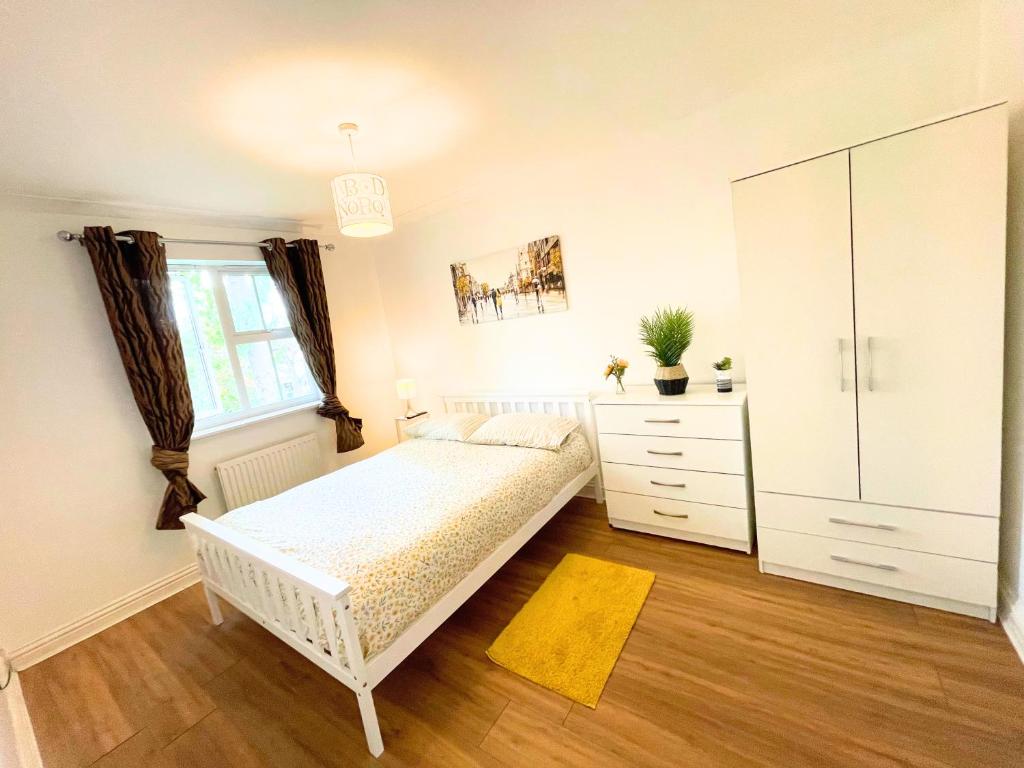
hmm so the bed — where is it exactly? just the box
[181,392,601,757]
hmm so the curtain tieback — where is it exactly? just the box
[317,394,350,419]
[150,446,205,528]
[151,447,189,474]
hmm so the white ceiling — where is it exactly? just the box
[0,0,980,224]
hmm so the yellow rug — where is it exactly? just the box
[486,553,655,708]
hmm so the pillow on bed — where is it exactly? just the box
[402,412,489,441]
[466,412,580,451]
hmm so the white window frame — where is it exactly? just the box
[169,259,321,437]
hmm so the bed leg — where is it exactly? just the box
[357,687,384,757]
[202,582,223,626]
[593,474,605,505]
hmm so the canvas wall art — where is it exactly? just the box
[450,234,567,325]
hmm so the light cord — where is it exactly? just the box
[347,133,358,172]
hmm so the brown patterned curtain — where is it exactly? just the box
[83,227,205,530]
[263,238,364,452]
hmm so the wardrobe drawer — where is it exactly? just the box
[758,528,997,608]
[606,491,750,541]
[594,404,742,440]
[601,463,748,508]
[598,433,745,474]
[756,492,998,562]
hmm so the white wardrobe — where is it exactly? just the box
[733,104,1007,620]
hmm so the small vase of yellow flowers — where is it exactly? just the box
[604,355,629,394]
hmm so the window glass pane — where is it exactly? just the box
[270,337,317,400]
[237,341,281,406]
[255,274,290,330]
[170,276,218,420]
[169,264,315,430]
[223,273,264,332]
[175,269,243,416]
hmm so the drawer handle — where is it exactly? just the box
[653,509,689,519]
[650,480,687,488]
[830,554,898,572]
[644,418,680,424]
[647,449,683,456]
[828,517,898,531]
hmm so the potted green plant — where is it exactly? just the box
[712,356,733,393]
[639,306,694,395]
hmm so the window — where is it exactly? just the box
[169,262,319,435]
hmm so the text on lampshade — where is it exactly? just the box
[340,196,388,216]
[340,175,387,197]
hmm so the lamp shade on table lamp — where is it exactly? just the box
[396,379,423,418]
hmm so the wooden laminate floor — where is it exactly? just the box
[21,498,1024,767]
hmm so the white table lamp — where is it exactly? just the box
[396,378,424,418]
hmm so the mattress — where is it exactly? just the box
[217,430,593,660]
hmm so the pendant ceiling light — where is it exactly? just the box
[330,123,393,238]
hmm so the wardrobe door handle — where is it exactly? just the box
[828,517,897,531]
[653,509,689,519]
[647,449,683,456]
[644,418,680,424]
[650,480,687,488]
[838,338,846,392]
[865,336,875,392]
[830,554,898,572]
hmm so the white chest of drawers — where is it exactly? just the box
[593,385,754,553]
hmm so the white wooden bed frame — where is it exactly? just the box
[181,392,600,757]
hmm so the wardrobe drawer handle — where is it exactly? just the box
[650,480,687,488]
[828,517,898,531]
[830,554,898,572]
[647,449,683,456]
[653,509,689,519]
[644,418,680,424]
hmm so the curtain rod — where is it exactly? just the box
[56,230,336,252]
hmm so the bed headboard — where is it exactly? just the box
[441,391,599,469]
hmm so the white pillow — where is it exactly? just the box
[403,412,489,441]
[466,412,580,451]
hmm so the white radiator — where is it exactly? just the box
[215,433,324,511]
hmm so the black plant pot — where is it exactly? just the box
[654,364,689,395]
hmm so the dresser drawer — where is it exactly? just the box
[602,463,748,508]
[758,528,997,608]
[599,433,744,474]
[607,491,750,541]
[756,492,998,562]
[595,404,742,440]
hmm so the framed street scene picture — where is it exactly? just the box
[450,234,567,325]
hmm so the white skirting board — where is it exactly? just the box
[9,483,597,672]
[0,665,43,768]
[10,563,200,670]
[999,580,1024,666]
[8,486,601,670]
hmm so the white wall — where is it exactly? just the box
[372,12,989,400]
[981,0,1024,613]
[372,3,1024,622]
[3,0,1021,663]
[0,198,396,657]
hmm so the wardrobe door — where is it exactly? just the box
[733,151,860,500]
[851,106,1007,516]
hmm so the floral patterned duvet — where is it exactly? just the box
[217,431,593,660]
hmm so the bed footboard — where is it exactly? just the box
[180,512,384,757]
